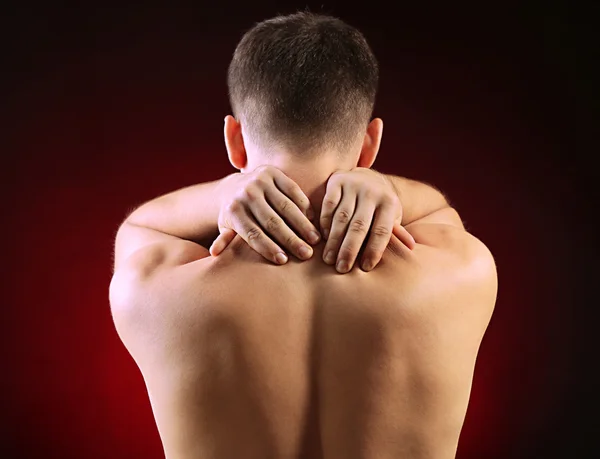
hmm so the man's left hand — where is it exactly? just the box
[319,168,416,273]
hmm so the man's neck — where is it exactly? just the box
[245,156,355,225]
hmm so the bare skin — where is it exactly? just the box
[112,210,496,459]
[110,118,498,458]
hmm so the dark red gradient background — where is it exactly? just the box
[3,3,595,459]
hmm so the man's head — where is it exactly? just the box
[225,11,383,172]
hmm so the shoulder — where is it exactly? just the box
[110,238,210,317]
[405,221,495,271]
[395,223,498,326]
[109,239,212,348]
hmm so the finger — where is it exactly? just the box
[336,198,377,273]
[264,186,321,246]
[247,197,315,261]
[209,228,236,256]
[319,182,343,240]
[271,169,315,220]
[359,203,397,271]
[322,192,357,267]
[393,221,416,250]
[230,210,289,265]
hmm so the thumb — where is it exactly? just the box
[209,228,237,256]
[392,218,403,236]
[392,220,416,250]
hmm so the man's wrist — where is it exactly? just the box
[379,172,401,202]
[216,172,240,210]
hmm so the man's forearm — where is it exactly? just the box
[123,172,457,244]
[123,174,236,247]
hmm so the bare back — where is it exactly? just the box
[128,225,496,459]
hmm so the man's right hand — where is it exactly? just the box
[210,166,321,265]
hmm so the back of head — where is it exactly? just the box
[227,11,379,158]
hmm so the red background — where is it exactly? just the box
[3,3,595,458]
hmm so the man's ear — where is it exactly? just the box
[357,118,383,168]
[224,115,247,170]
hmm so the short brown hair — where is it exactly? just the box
[227,11,379,157]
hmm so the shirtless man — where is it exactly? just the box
[109,12,498,459]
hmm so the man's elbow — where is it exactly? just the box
[109,266,141,331]
[464,237,498,314]
[405,206,466,231]
[440,206,465,230]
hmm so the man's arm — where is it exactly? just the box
[123,177,226,245]
[383,174,463,228]
[316,168,463,273]
[113,177,229,273]
[124,173,453,238]
[113,170,460,273]
[112,169,320,272]
[113,223,211,274]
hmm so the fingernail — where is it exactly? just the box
[309,231,321,244]
[324,251,335,264]
[299,246,312,259]
[362,259,373,271]
[275,253,288,264]
[336,260,349,273]
[323,228,329,240]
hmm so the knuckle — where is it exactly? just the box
[290,184,303,198]
[249,175,266,188]
[279,199,292,213]
[227,199,243,212]
[242,186,259,201]
[349,219,368,233]
[336,210,351,224]
[371,225,391,237]
[327,181,340,192]
[285,234,299,248]
[362,188,375,200]
[265,216,281,232]
[323,198,338,209]
[246,227,262,241]
[255,176,269,187]
[330,170,344,181]
[386,193,399,206]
